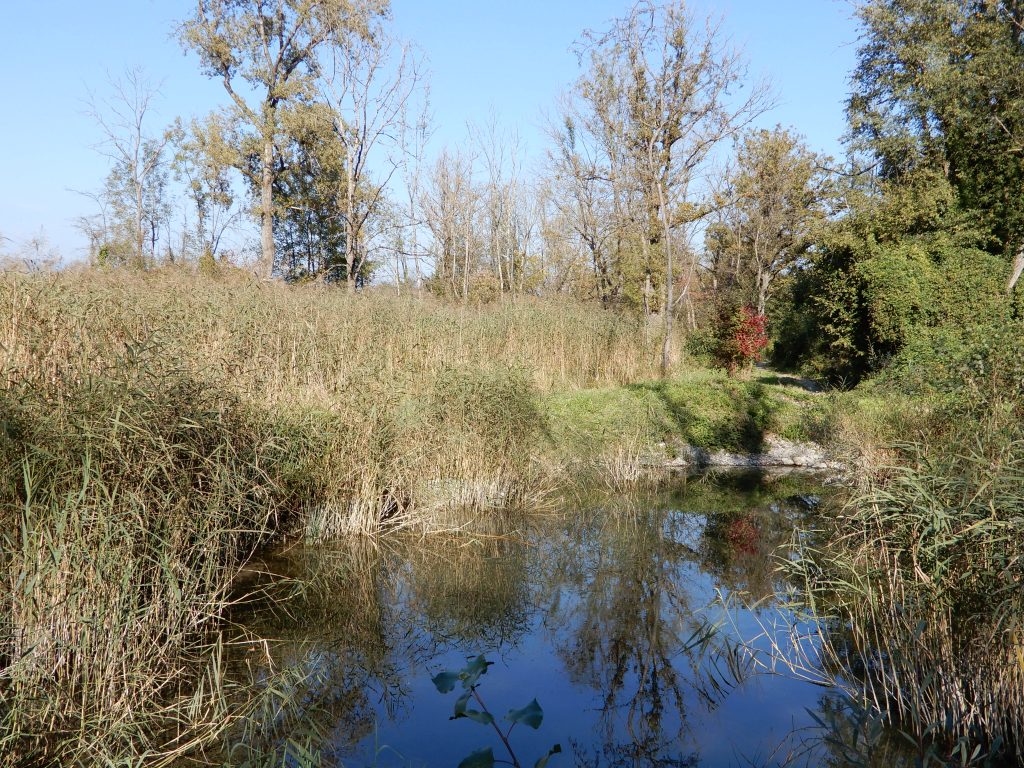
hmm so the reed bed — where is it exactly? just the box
[768,439,1024,764]
[0,266,674,765]
[0,268,664,397]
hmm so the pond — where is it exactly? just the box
[225,471,898,767]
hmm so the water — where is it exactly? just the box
[227,471,876,767]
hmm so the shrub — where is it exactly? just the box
[714,305,768,374]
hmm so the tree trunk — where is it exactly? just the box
[757,270,770,317]
[346,224,357,292]
[134,180,145,270]
[260,138,276,279]
[345,148,357,292]
[658,184,673,378]
[463,236,470,302]
[1007,246,1024,295]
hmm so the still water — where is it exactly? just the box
[229,471,870,767]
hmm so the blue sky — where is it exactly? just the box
[0,1,859,259]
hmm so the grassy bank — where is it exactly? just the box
[765,335,1024,765]
[542,367,922,487]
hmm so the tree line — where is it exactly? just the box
[12,0,1024,384]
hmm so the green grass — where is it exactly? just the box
[543,368,842,462]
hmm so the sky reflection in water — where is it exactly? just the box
[230,471,868,767]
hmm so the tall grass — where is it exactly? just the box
[0,367,284,764]
[0,268,665,396]
[0,266,673,764]
[763,345,1024,765]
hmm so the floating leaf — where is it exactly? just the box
[506,698,544,729]
[535,744,562,768]
[460,655,493,688]
[458,747,495,768]
[453,690,472,716]
[432,670,460,693]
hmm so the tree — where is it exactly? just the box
[101,145,172,266]
[849,0,1024,292]
[470,117,536,296]
[320,24,423,291]
[179,0,387,278]
[707,127,834,315]
[86,68,171,269]
[545,107,619,305]
[171,113,241,264]
[390,87,433,294]
[272,99,373,282]
[421,147,486,301]
[555,0,772,373]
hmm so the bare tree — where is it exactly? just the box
[321,27,424,290]
[421,147,481,300]
[85,68,171,269]
[545,104,619,304]
[470,115,534,295]
[393,88,434,294]
[1,230,61,273]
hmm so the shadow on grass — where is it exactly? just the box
[754,373,822,392]
[625,380,783,454]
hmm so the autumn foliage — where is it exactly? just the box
[715,305,768,374]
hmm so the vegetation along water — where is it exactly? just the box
[4,0,1024,766]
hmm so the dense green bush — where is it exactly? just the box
[773,229,1011,385]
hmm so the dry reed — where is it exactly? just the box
[0,266,676,764]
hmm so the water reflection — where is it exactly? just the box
[218,471,883,767]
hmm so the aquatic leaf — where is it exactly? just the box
[458,747,495,768]
[432,670,460,693]
[462,708,495,725]
[451,691,495,725]
[453,690,472,716]
[460,655,493,688]
[506,698,544,729]
[535,744,562,768]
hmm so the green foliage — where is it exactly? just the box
[705,126,835,316]
[771,0,1024,382]
[434,656,560,768]
[856,242,934,352]
[777,194,1010,383]
[850,0,1024,249]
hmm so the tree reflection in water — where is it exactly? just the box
[541,505,707,766]
[220,472,870,767]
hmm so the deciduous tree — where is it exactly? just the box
[554,0,772,373]
[179,0,387,277]
[707,127,834,315]
[86,68,171,269]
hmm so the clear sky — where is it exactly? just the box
[0,1,859,260]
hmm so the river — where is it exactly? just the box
[224,471,904,767]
